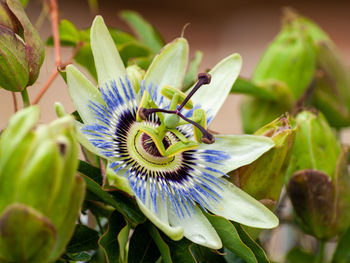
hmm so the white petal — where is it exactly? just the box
[201,134,274,174]
[66,65,104,125]
[91,16,126,87]
[144,38,188,104]
[168,206,222,249]
[74,120,104,157]
[136,196,184,241]
[206,181,279,229]
[189,53,242,124]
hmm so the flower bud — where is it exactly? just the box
[231,114,296,210]
[282,9,350,128]
[126,64,145,93]
[252,14,316,99]
[0,106,85,262]
[241,79,294,133]
[286,110,341,179]
[287,110,350,240]
[0,0,44,92]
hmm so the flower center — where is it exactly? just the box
[141,133,171,157]
[127,122,182,171]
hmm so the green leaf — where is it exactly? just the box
[79,172,145,226]
[64,251,92,261]
[146,223,197,263]
[128,224,160,263]
[162,235,197,263]
[205,213,258,263]
[66,224,99,253]
[119,41,152,65]
[286,248,315,263]
[109,29,137,47]
[231,222,270,263]
[223,248,247,263]
[147,223,173,263]
[78,160,102,185]
[99,210,128,263]
[190,244,226,263]
[182,51,203,91]
[332,226,350,263]
[230,77,277,100]
[120,10,164,53]
[47,19,80,46]
[74,43,98,80]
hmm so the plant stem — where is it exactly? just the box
[11,92,18,112]
[21,89,30,107]
[33,42,83,104]
[315,241,325,263]
[50,0,61,67]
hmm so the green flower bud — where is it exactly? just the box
[241,79,294,133]
[252,14,316,99]
[287,110,341,179]
[283,9,350,128]
[231,114,296,210]
[0,106,85,262]
[126,64,145,93]
[287,110,350,240]
[0,0,44,92]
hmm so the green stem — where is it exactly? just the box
[21,88,30,107]
[315,241,326,263]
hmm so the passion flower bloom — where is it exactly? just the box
[66,16,278,249]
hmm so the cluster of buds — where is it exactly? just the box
[0,0,44,92]
[230,115,296,238]
[287,110,350,240]
[241,9,350,133]
[0,106,85,262]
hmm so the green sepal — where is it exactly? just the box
[0,204,56,263]
[0,25,29,91]
[286,110,341,180]
[231,114,297,206]
[7,0,45,85]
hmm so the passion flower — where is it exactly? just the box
[66,15,278,249]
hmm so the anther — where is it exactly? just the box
[177,112,215,144]
[139,107,176,120]
[177,73,211,112]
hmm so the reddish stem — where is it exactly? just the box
[11,92,18,112]
[50,0,61,66]
[33,42,83,104]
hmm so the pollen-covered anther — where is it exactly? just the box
[138,107,148,120]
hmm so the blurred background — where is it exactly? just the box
[1,0,350,135]
[0,1,349,261]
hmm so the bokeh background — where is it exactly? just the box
[0,0,349,261]
[1,0,350,136]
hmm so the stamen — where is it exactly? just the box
[138,73,214,144]
[177,112,215,144]
[177,73,211,112]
